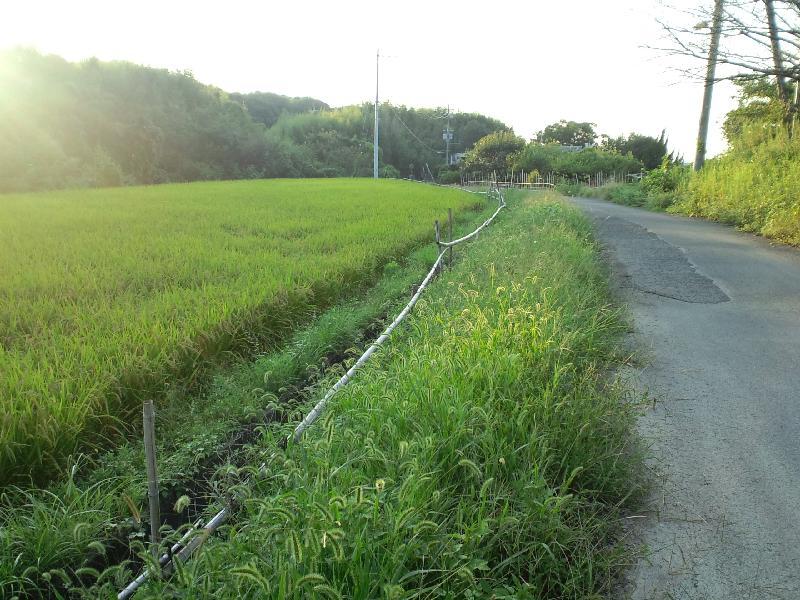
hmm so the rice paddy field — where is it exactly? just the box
[0,178,477,486]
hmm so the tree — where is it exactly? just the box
[536,120,597,146]
[271,103,509,180]
[722,77,790,149]
[654,0,800,136]
[602,131,673,170]
[462,131,526,175]
[230,92,329,128]
[512,144,642,178]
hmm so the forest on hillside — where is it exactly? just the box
[0,49,506,192]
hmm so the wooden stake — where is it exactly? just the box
[447,208,453,269]
[143,400,161,558]
[434,220,441,273]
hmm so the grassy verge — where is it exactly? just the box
[567,183,674,211]
[122,192,642,599]
[570,144,800,247]
[672,136,800,245]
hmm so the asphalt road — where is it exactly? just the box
[572,197,800,600]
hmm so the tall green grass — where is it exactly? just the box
[133,193,641,599]
[672,133,800,245]
[0,178,477,485]
[574,134,800,247]
[570,163,686,212]
[576,182,649,208]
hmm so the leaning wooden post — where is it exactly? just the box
[434,220,441,274]
[447,208,453,269]
[143,400,161,559]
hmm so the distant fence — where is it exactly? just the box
[460,170,645,188]
[465,180,554,190]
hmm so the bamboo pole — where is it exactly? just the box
[447,208,453,269]
[143,400,161,559]
[434,220,441,274]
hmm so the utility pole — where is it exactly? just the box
[445,105,451,166]
[694,0,724,171]
[373,50,380,179]
[442,105,454,167]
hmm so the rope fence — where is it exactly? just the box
[118,182,507,599]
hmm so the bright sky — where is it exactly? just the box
[1,0,737,159]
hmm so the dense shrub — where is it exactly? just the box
[581,183,647,207]
[512,144,642,179]
[438,169,462,184]
[674,133,800,244]
[642,159,688,194]
[380,164,401,178]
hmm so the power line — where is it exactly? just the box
[386,104,441,155]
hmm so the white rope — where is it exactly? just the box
[291,247,447,442]
[118,518,204,599]
[291,184,504,440]
[439,199,504,248]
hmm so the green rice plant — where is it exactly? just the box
[0,236,476,597]
[138,192,643,598]
[0,178,478,485]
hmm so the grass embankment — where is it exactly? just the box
[0,196,491,598]
[566,171,678,212]
[0,178,476,485]
[574,136,800,246]
[573,183,668,211]
[132,192,641,599]
[672,135,800,245]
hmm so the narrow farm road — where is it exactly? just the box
[572,198,800,600]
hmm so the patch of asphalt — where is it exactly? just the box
[591,215,729,304]
[572,198,800,600]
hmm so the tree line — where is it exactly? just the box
[0,49,506,193]
[460,121,676,182]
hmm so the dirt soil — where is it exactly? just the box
[573,197,800,600]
